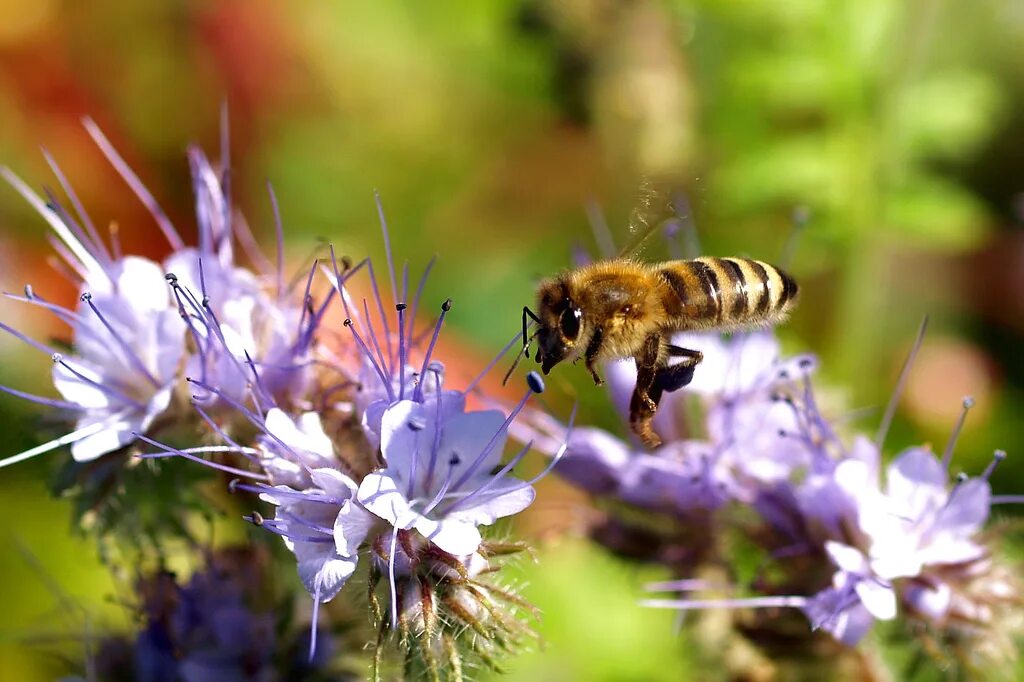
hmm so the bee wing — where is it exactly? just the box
[617,174,686,259]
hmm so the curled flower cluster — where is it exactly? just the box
[1,119,315,468]
[525,329,1020,672]
[1,119,567,679]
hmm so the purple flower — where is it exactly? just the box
[803,541,896,645]
[254,467,368,603]
[358,394,537,557]
[0,118,323,468]
[0,165,187,464]
[858,447,991,581]
[258,408,343,488]
[532,330,821,509]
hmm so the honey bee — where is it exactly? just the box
[511,187,798,448]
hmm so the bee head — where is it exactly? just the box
[535,279,585,374]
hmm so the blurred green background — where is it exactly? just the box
[1,0,1023,679]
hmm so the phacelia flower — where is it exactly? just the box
[526,318,1020,661]
[0,117,323,468]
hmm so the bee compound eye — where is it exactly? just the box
[559,307,582,341]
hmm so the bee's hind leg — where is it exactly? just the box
[658,345,704,393]
[629,333,663,449]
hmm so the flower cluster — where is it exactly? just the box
[67,546,349,681]
[1,119,316,470]
[1,120,566,679]
[525,329,1020,672]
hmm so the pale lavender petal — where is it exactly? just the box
[334,500,377,556]
[554,427,631,495]
[904,581,952,620]
[294,542,357,601]
[448,479,535,525]
[933,478,991,534]
[914,536,986,567]
[308,468,358,500]
[886,448,946,519]
[414,516,482,556]
[854,579,897,620]
[804,590,875,646]
[825,542,869,575]
[357,471,417,529]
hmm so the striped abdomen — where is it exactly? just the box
[657,257,798,330]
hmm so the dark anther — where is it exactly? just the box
[408,416,427,431]
[449,454,462,466]
[51,353,63,363]
[245,511,265,526]
[343,318,353,327]
[526,371,545,394]
[396,303,408,311]
[779,370,790,379]
[202,296,211,307]
[164,273,178,283]
[341,256,353,271]
[441,298,453,312]
[427,361,444,374]
[798,358,813,368]
[778,429,788,437]
[80,292,92,302]
[228,479,240,494]
[956,472,969,483]
[24,285,34,298]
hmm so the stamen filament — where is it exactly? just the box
[82,117,184,250]
[133,432,268,480]
[41,148,109,262]
[414,299,451,402]
[81,294,162,388]
[942,397,975,469]
[343,318,394,403]
[54,355,146,409]
[876,316,928,449]
[1,166,106,279]
[449,386,532,492]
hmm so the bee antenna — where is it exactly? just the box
[502,328,540,387]
[521,306,541,356]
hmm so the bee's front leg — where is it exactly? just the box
[584,327,605,386]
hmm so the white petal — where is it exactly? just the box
[52,361,111,409]
[357,471,417,529]
[334,501,377,557]
[886,448,946,520]
[294,544,357,602]
[855,579,897,621]
[414,516,482,556]
[308,467,358,499]
[114,256,173,313]
[824,542,869,575]
[449,478,536,526]
[70,422,134,461]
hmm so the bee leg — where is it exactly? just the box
[659,346,704,393]
[629,333,663,449]
[584,327,605,386]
